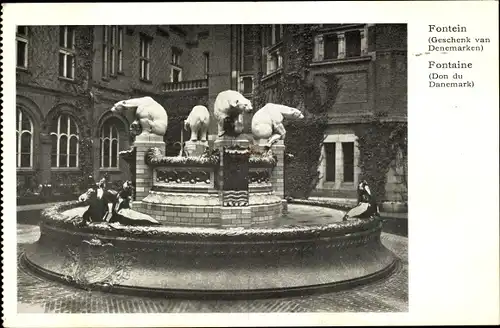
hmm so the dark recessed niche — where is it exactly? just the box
[198,31,209,39]
[157,27,170,38]
[125,27,134,36]
[170,25,187,38]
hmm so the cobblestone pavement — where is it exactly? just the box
[17,223,408,313]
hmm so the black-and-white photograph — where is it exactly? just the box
[14,23,408,313]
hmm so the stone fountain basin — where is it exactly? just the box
[23,201,399,299]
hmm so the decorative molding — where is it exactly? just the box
[155,169,211,185]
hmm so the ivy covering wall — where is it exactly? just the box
[252,25,338,199]
[354,114,408,203]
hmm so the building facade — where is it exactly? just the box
[229,24,408,204]
[16,25,233,197]
[16,24,407,207]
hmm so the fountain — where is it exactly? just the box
[22,93,398,299]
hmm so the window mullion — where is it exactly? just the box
[67,116,70,167]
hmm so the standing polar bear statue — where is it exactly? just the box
[214,90,253,137]
[184,105,210,142]
[111,96,168,137]
[251,103,305,147]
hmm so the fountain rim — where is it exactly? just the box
[41,200,382,241]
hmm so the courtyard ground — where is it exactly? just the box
[16,204,408,313]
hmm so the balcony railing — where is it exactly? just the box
[163,79,208,92]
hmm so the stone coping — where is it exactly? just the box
[41,201,382,242]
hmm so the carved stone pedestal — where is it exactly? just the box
[184,140,209,157]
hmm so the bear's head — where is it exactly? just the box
[292,109,304,119]
[282,107,304,120]
[231,96,253,113]
[111,101,125,113]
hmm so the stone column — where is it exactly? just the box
[133,134,165,201]
[335,141,344,188]
[92,136,100,179]
[314,35,324,61]
[39,132,52,184]
[214,136,252,228]
[337,32,346,59]
[271,140,285,199]
[360,29,368,55]
[266,53,273,73]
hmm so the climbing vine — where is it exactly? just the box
[252,25,339,198]
[354,112,407,203]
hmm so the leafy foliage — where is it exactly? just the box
[354,113,407,202]
[253,25,338,198]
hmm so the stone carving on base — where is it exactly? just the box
[111,96,168,137]
[213,90,253,137]
[251,103,304,147]
[184,105,210,141]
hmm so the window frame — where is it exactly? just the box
[139,34,152,81]
[16,107,34,169]
[59,26,76,80]
[170,47,183,83]
[100,121,120,169]
[50,114,80,168]
[203,52,209,79]
[16,26,29,69]
[103,26,124,78]
[324,142,336,182]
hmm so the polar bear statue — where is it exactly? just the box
[213,90,253,137]
[251,103,304,147]
[111,96,168,137]
[184,105,210,141]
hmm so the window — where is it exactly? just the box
[240,75,253,95]
[266,49,282,74]
[103,26,124,77]
[139,35,151,81]
[263,24,283,47]
[342,142,354,182]
[16,108,33,168]
[263,25,283,75]
[203,52,209,79]
[324,34,338,60]
[241,26,253,72]
[59,26,75,79]
[171,47,182,83]
[50,114,79,168]
[345,30,361,58]
[324,143,336,182]
[16,26,29,69]
[100,119,120,168]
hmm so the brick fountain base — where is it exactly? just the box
[22,135,398,299]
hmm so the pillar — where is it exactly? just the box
[337,32,346,59]
[335,141,344,188]
[214,136,251,228]
[271,140,285,199]
[39,132,52,184]
[314,35,324,61]
[133,134,165,201]
[360,28,368,55]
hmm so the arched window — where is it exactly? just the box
[50,114,79,168]
[100,118,120,168]
[16,107,33,168]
